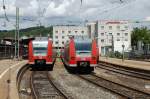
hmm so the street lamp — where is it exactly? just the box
[121,29,126,61]
[106,33,109,58]
[122,44,125,61]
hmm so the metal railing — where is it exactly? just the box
[0,44,27,59]
[0,45,14,59]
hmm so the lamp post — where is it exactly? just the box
[121,30,125,61]
[122,44,125,61]
[106,34,109,59]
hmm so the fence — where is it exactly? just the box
[0,44,15,59]
[0,44,27,59]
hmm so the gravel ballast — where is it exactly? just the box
[49,59,119,99]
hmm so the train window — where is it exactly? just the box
[75,42,92,51]
[33,47,47,56]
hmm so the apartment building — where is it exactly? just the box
[86,20,132,56]
[53,25,88,48]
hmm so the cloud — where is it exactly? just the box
[15,0,33,8]
[1,0,150,30]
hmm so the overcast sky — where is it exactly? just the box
[0,0,150,30]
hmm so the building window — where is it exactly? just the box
[109,33,112,35]
[101,39,104,43]
[125,39,128,41]
[101,26,104,30]
[109,26,112,30]
[56,31,58,33]
[109,39,112,43]
[117,33,120,36]
[117,39,120,41]
[81,31,84,34]
[62,36,65,39]
[101,33,104,36]
[125,26,128,30]
[68,31,71,34]
[55,36,58,39]
[117,26,120,30]
[62,41,64,44]
[75,31,78,33]
[125,33,128,36]
[55,41,58,44]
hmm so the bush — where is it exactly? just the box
[108,51,122,59]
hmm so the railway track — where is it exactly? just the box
[30,71,68,99]
[98,62,150,80]
[17,64,30,93]
[77,74,150,99]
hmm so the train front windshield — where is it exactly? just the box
[33,42,48,56]
[75,42,92,52]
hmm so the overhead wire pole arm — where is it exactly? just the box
[80,0,83,6]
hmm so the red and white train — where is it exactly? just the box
[28,37,56,69]
[61,36,99,72]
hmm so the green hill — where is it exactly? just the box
[0,26,53,39]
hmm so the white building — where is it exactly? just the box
[87,22,96,39]
[53,25,88,48]
[94,20,132,56]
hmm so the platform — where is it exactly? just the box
[0,59,27,99]
[99,57,150,71]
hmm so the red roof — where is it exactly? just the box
[106,21,120,24]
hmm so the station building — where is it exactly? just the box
[53,25,88,49]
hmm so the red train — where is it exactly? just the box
[28,37,56,69]
[61,36,99,72]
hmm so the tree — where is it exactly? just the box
[131,27,150,46]
[0,26,53,38]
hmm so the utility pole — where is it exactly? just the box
[16,7,20,59]
[14,8,17,59]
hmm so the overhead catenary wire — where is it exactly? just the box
[2,0,9,22]
[94,0,137,20]
[36,0,52,27]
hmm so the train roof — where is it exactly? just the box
[34,37,52,41]
[32,40,48,47]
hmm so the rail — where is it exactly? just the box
[77,74,150,99]
[30,71,68,99]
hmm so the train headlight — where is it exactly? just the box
[92,57,96,60]
[48,56,52,59]
[70,57,75,60]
